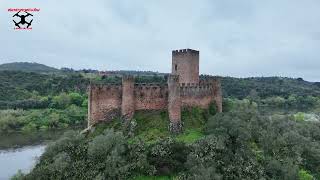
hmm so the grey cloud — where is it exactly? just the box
[0,0,320,81]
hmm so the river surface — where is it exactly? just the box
[0,145,46,180]
[0,130,71,180]
[0,128,83,179]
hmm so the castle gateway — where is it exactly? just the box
[88,49,222,133]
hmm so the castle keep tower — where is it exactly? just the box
[172,49,199,84]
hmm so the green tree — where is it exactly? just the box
[69,92,83,106]
[298,169,314,180]
[51,93,71,109]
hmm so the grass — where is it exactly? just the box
[130,110,170,144]
[91,107,210,144]
[176,129,204,144]
[298,169,314,180]
[181,107,208,129]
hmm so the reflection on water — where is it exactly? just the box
[0,131,65,150]
[0,145,46,180]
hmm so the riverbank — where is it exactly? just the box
[0,128,83,150]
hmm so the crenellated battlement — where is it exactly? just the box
[90,83,169,91]
[122,75,135,81]
[134,84,168,95]
[90,84,122,91]
[172,49,199,56]
[180,84,213,97]
[134,83,167,88]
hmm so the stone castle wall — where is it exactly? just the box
[88,49,222,132]
[88,84,122,125]
[134,83,168,110]
[88,76,222,126]
[180,83,214,109]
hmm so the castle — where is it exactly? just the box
[88,49,222,133]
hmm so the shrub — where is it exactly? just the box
[51,93,71,109]
[69,92,83,106]
[298,169,314,180]
[21,122,37,133]
[0,110,25,133]
[11,170,25,180]
[87,129,155,178]
[147,138,189,175]
[208,102,217,116]
[184,135,264,180]
[295,112,305,121]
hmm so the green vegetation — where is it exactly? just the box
[0,106,86,134]
[299,170,314,180]
[221,76,320,99]
[14,99,320,179]
[2,70,320,104]
[126,106,212,144]
[1,68,320,179]
[0,62,59,73]
[0,71,89,102]
[0,92,87,134]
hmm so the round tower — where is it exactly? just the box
[172,49,199,84]
[168,74,182,133]
[212,78,223,113]
[121,75,135,121]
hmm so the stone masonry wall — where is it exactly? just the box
[121,76,135,120]
[88,84,122,125]
[168,75,182,133]
[134,84,168,110]
[88,77,222,126]
[180,83,215,109]
[172,49,199,84]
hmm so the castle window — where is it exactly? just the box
[175,64,177,71]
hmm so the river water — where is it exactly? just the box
[0,130,70,180]
[0,145,46,180]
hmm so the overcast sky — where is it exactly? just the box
[0,0,320,81]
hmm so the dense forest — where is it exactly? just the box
[14,101,320,180]
[2,70,320,101]
[0,65,320,179]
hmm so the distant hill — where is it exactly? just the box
[220,76,320,99]
[0,62,59,73]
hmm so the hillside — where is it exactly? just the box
[221,76,320,98]
[1,71,320,102]
[0,62,59,73]
[0,71,89,102]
